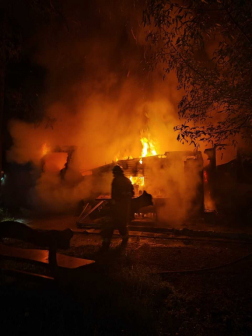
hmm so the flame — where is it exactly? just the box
[113,134,157,164]
[140,137,157,157]
[42,143,50,156]
[130,176,145,187]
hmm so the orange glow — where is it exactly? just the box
[140,137,157,157]
[43,152,68,172]
[81,170,93,177]
[114,155,133,162]
[42,143,50,157]
[130,176,145,187]
[114,135,157,163]
[203,170,208,183]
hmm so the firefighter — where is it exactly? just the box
[101,165,134,249]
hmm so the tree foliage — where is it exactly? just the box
[144,0,252,147]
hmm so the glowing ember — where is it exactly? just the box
[42,143,50,156]
[114,155,133,162]
[130,176,144,187]
[81,170,93,177]
[203,170,208,183]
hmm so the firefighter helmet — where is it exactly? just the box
[112,164,124,175]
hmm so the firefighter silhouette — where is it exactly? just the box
[101,165,134,249]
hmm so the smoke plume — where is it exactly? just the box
[6,0,205,221]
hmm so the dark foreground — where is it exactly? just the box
[1,232,252,336]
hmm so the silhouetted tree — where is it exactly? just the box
[144,0,252,147]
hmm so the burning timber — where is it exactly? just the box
[77,151,204,226]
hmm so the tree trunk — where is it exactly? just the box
[0,10,6,176]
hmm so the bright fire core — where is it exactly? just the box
[130,176,145,187]
[140,137,157,158]
[130,136,157,188]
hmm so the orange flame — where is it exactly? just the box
[130,176,145,187]
[113,134,157,165]
[140,137,157,157]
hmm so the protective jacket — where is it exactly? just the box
[111,174,134,223]
[112,175,134,201]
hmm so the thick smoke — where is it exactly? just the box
[7,0,203,219]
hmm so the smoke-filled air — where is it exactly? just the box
[6,0,202,222]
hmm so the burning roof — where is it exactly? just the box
[82,150,203,198]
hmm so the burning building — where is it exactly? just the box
[78,145,204,225]
[3,0,205,222]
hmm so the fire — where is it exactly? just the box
[42,143,50,156]
[140,137,157,157]
[114,155,133,162]
[113,135,157,163]
[130,176,145,187]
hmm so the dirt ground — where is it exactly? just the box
[1,226,252,336]
[23,214,252,234]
